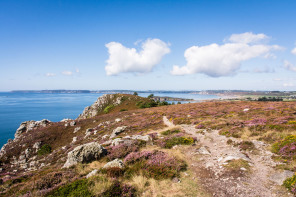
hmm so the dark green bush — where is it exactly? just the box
[161,129,180,136]
[283,175,296,194]
[104,105,114,113]
[47,179,92,197]
[120,109,128,112]
[101,180,137,197]
[161,136,195,149]
[37,144,52,155]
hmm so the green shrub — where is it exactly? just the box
[120,109,127,112]
[47,179,92,197]
[161,129,180,136]
[104,105,114,113]
[101,180,137,197]
[272,135,296,154]
[161,136,195,149]
[283,174,296,194]
[37,144,52,156]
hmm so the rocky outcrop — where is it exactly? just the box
[103,159,124,169]
[0,120,51,159]
[78,94,123,119]
[110,126,127,139]
[14,119,51,140]
[63,142,107,168]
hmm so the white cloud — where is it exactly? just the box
[62,71,73,76]
[75,68,80,73]
[171,32,281,77]
[291,47,296,55]
[283,60,296,72]
[45,73,56,77]
[227,32,269,44]
[105,38,170,76]
[283,83,294,87]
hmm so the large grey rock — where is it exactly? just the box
[197,146,211,155]
[63,142,106,168]
[130,135,152,142]
[110,126,127,139]
[269,170,294,185]
[103,159,124,169]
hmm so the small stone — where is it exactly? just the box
[72,137,77,143]
[70,121,76,126]
[86,169,98,178]
[103,159,124,169]
[197,146,211,155]
[115,118,121,122]
[74,127,81,133]
[172,177,181,183]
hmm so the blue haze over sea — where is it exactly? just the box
[0,92,218,148]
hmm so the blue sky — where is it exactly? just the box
[1,0,296,91]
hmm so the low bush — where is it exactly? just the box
[37,144,52,156]
[101,167,125,178]
[36,172,63,190]
[157,134,195,149]
[283,175,296,194]
[238,141,255,151]
[101,180,137,197]
[124,150,186,180]
[47,179,92,197]
[161,129,180,136]
[107,142,139,161]
[104,105,114,114]
[272,135,296,160]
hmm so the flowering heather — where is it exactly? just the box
[272,135,296,160]
[107,143,139,161]
[124,151,154,164]
[124,150,186,179]
[244,118,267,127]
[283,174,296,195]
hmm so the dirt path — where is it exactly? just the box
[163,116,293,197]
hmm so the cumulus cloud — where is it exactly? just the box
[62,71,73,76]
[171,32,281,77]
[292,47,296,55]
[105,38,170,76]
[283,60,296,72]
[227,32,269,44]
[45,73,56,77]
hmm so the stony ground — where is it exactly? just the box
[163,116,293,197]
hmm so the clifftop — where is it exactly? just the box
[1,94,296,196]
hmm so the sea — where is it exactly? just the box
[0,92,219,148]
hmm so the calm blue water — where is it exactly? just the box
[0,92,218,147]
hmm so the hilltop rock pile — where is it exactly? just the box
[78,94,122,119]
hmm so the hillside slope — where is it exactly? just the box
[1,94,296,196]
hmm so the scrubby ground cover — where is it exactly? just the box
[1,95,296,196]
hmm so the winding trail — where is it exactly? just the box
[163,116,293,197]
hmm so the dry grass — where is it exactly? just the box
[89,174,113,196]
[223,159,251,172]
[140,170,210,197]
[75,161,105,175]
